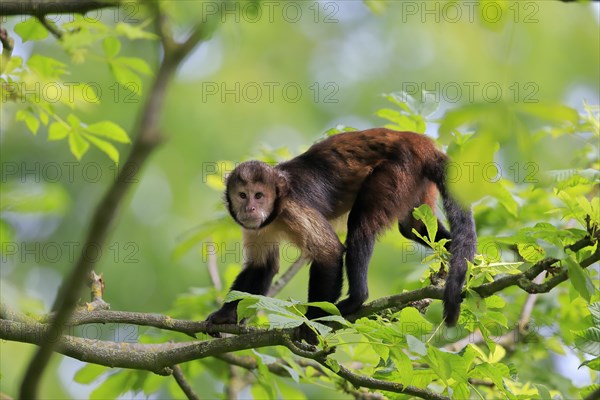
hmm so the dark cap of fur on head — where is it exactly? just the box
[226,161,275,187]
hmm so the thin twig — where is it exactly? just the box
[268,256,307,297]
[36,16,63,39]
[0,27,14,74]
[445,271,547,352]
[172,365,199,400]
[282,336,450,400]
[206,237,222,291]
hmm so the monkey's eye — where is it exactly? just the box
[239,192,247,199]
[255,192,263,200]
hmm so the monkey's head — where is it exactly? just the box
[225,161,288,229]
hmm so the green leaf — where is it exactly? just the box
[566,256,595,302]
[74,364,107,384]
[399,307,434,334]
[574,327,600,356]
[376,108,417,131]
[303,301,340,316]
[451,382,470,399]
[27,54,67,79]
[426,346,454,383]
[109,60,142,92]
[406,334,427,356]
[84,134,120,163]
[115,22,159,40]
[517,242,545,263]
[581,385,600,399]
[116,57,153,75]
[102,37,121,58]
[446,133,500,205]
[412,204,437,244]
[580,356,600,371]
[589,303,600,326]
[16,109,39,135]
[469,362,508,390]
[226,291,302,321]
[325,358,340,373]
[90,370,129,399]
[535,384,552,399]
[517,103,580,126]
[68,130,90,160]
[484,295,506,309]
[85,121,131,143]
[4,56,23,74]
[14,18,48,42]
[281,364,300,384]
[324,125,358,136]
[364,0,388,15]
[67,114,81,129]
[0,182,69,214]
[0,219,14,244]
[48,122,70,140]
[39,111,49,126]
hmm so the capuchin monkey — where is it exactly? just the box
[205,128,476,342]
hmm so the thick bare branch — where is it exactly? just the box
[0,0,120,16]
[1,319,291,374]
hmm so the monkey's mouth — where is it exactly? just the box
[237,214,265,229]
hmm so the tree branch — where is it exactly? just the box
[0,27,14,74]
[36,15,63,39]
[0,0,121,16]
[4,231,596,398]
[2,234,596,400]
[172,364,200,400]
[282,336,450,400]
[268,256,308,297]
[2,318,292,374]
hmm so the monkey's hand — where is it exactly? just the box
[295,323,319,345]
[204,305,238,338]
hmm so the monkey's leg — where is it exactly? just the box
[296,247,343,345]
[338,163,410,316]
[306,255,344,318]
[399,217,451,248]
[398,181,451,248]
[206,254,278,325]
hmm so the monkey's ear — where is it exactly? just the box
[275,171,289,197]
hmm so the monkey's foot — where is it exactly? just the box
[204,307,238,338]
[294,323,319,345]
[335,297,364,317]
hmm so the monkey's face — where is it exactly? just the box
[225,161,284,230]
[228,181,277,229]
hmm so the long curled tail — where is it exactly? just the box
[425,153,477,326]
